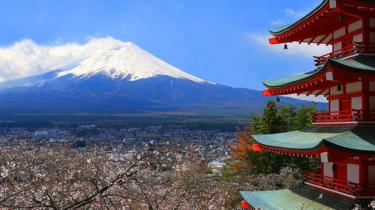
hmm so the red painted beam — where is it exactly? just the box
[261,145,324,157]
[306,90,314,96]
[251,144,263,152]
[338,0,375,17]
[317,33,330,45]
[241,200,251,209]
[308,35,319,45]
[315,88,328,96]
[262,89,273,96]
[268,37,280,44]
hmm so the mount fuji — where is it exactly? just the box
[0,40,315,114]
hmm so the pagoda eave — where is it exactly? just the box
[268,0,374,45]
[263,70,333,96]
[256,144,324,158]
[240,186,355,209]
[252,126,375,156]
[263,55,375,96]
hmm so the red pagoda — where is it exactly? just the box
[240,0,375,209]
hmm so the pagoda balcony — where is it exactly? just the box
[314,42,375,66]
[304,172,375,198]
[303,172,359,197]
[311,109,362,126]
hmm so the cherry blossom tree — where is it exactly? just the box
[0,142,236,209]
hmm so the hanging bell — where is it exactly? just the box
[276,96,280,102]
[283,44,288,50]
[338,14,344,22]
[337,84,342,91]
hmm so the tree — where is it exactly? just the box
[228,129,271,174]
[0,142,237,210]
[277,104,297,131]
[252,101,283,134]
[0,143,150,209]
[252,102,317,133]
[294,105,316,130]
[230,100,319,175]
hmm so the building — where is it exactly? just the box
[241,0,375,209]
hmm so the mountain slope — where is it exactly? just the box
[0,41,321,114]
[56,42,207,83]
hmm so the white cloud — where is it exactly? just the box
[284,8,306,19]
[270,20,284,26]
[0,37,126,82]
[246,33,330,103]
[246,33,331,58]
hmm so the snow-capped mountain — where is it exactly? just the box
[0,41,317,114]
[56,42,207,83]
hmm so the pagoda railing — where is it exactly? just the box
[314,42,375,66]
[360,183,375,196]
[312,109,361,124]
[304,172,360,196]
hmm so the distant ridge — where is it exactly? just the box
[0,39,322,114]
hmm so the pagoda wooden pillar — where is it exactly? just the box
[362,80,369,120]
[363,17,370,46]
[359,158,369,194]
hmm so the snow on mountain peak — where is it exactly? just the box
[57,41,207,83]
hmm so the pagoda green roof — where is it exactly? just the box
[252,126,375,152]
[240,186,353,210]
[325,126,375,152]
[331,55,375,71]
[263,55,375,88]
[269,24,291,34]
[263,69,321,88]
[269,0,328,35]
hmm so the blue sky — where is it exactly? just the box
[0,0,327,90]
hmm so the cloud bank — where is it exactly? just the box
[246,33,330,103]
[247,33,331,58]
[0,37,126,82]
[284,8,306,19]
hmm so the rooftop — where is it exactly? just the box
[240,185,353,210]
[268,0,375,45]
[269,0,328,35]
[252,125,375,152]
[263,54,375,88]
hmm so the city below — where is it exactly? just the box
[0,124,235,173]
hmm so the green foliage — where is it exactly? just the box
[260,101,283,134]
[251,102,317,133]
[247,100,319,174]
[294,105,316,130]
[277,104,297,131]
[251,101,283,134]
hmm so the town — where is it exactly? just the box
[0,125,235,171]
[0,125,243,209]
